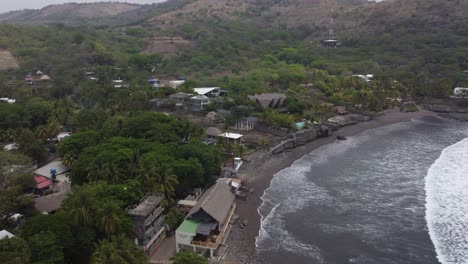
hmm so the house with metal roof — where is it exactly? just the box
[194,87,221,97]
[175,181,236,258]
[0,230,15,240]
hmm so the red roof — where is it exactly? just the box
[34,175,52,190]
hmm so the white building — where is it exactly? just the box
[454,87,468,96]
[218,132,243,145]
[193,87,221,97]
[168,80,186,89]
[0,230,15,239]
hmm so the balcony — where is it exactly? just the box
[190,203,236,249]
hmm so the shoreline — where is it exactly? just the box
[222,110,436,264]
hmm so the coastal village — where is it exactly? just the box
[2,65,468,264]
[0,0,467,262]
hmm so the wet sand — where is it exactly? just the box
[222,110,436,264]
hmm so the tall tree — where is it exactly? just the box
[0,237,31,264]
[91,235,147,264]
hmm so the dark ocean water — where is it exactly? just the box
[256,116,468,264]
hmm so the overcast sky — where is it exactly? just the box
[0,1,165,14]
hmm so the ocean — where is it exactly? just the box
[256,116,468,264]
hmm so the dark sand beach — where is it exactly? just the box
[222,110,436,264]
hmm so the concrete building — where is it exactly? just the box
[126,194,166,254]
[218,132,243,145]
[175,181,235,258]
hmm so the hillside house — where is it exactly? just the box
[248,93,287,109]
[189,95,210,111]
[126,194,166,254]
[0,98,16,104]
[148,78,160,88]
[206,127,222,139]
[168,80,185,89]
[169,92,190,105]
[39,75,51,81]
[194,87,221,97]
[175,181,235,258]
[322,39,338,47]
[454,87,468,96]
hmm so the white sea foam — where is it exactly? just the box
[426,138,468,264]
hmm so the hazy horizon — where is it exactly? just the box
[0,0,166,14]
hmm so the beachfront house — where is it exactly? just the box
[175,181,236,258]
[126,194,166,254]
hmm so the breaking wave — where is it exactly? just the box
[426,138,468,264]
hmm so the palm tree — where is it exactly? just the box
[91,236,147,264]
[64,189,96,225]
[98,202,121,238]
[87,161,109,182]
[155,162,178,209]
[87,161,124,184]
[135,159,157,192]
[91,240,124,264]
[62,152,76,167]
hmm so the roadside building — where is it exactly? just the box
[169,92,190,105]
[175,181,236,258]
[189,95,210,111]
[126,194,166,254]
